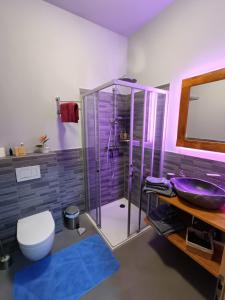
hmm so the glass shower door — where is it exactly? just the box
[127,89,149,236]
[83,93,101,227]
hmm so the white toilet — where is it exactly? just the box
[17,210,55,261]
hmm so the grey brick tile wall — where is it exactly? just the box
[0,149,85,253]
[163,151,225,188]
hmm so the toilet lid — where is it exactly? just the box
[17,211,55,246]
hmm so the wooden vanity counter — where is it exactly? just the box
[145,195,225,278]
[159,195,225,233]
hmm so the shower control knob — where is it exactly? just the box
[129,165,134,177]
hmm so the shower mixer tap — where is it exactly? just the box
[129,165,134,177]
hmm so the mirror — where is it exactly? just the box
[177,68,225,153]
[186,80,225,142]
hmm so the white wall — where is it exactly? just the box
[0,0,127,152]
[128,0,225,162]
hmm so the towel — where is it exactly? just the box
[143,186,176,197]
[60,102,79,123]
[147,204,185,236]
[145,176,170,188]
[143,176,176,197]
[145,183,169,191]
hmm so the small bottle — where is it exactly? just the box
[9,147,13,156]
[123,131,128,140]
[14,146,20,157]
[19,143,26,156]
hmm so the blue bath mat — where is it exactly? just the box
[13,234,119,300]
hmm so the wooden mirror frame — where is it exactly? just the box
[176,67,225,153]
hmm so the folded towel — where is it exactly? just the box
[148,204,185,236]
[148,211,185,236]
[145,183,169,191]
[145,176,170,189]
[145,176,168,186]
[143,186,176,197]
[153,204,179,221]
[143,176,176,197]
[60,102,79,123]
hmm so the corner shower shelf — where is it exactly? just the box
[145,194,225,278]
[119,139,130,143]
[118,139,141,146]
[117,116,130,120]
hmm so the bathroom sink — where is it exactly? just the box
[171,177,225,210]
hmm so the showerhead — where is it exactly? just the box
[118,77,137,83]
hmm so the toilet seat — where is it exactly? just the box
[17,211,55,247]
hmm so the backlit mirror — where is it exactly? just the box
[177,68,225,153]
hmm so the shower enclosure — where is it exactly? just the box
[82,80,168,248]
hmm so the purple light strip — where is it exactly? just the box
[147,92,157,143]
[166,61,225,162]
[176,146,225,162]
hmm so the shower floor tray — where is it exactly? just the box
[87,198,150,249]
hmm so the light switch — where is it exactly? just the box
[16,165,41,182]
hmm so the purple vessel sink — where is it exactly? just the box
[171,177,225,210]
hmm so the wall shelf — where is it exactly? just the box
[119,139,130,143]
[0,152,55,161]
[145,195,225,278]
[117,115,130,120]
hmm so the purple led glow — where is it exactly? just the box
[176,147,225,163]
[147,92,157,143]
[206,173,221,178]
[166,61,225,163]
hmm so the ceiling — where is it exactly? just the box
[44,0,173,37]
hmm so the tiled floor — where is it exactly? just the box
[0,214,216,300]
[89,198,147,248]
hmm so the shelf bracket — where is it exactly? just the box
[215,275,225,300]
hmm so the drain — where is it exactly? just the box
[120,204,125,208]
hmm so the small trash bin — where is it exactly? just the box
[64,206,80,230]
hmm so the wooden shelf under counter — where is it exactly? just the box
[159,195,225,233]
[145,216,222,277]
[144,194,225,278]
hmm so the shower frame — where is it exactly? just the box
[81,79,168,237]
